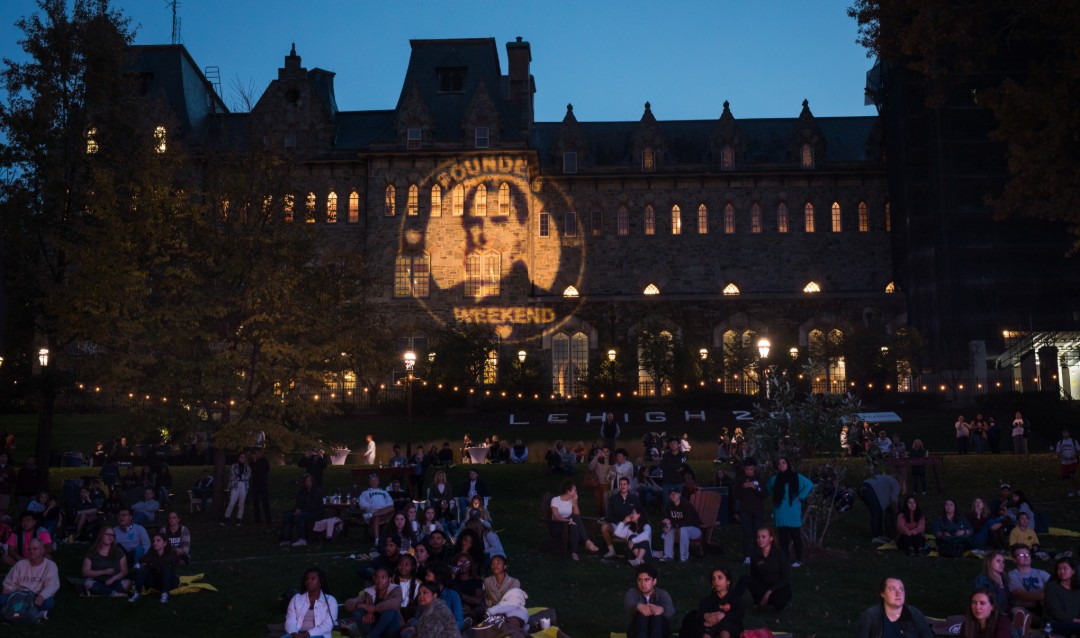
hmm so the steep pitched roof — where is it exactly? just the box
[126,45,228,138]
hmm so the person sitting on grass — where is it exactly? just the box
[394,554,421,622]
[27,491,62,541]
[74,486,100,541]
[1007,512,1040,553]
[278,474,323,547]
[81,527,130,597]
[895,495,927,556]
[159,511,191,564]
[734,526,792,611]
[969,497,1007,550]
[959,589,1010,638]
[283,567,337,638]
[359,534,404,582]
[614,506,653,567]
[464,516,504,565]
[974,551,1010,617]
[423,562,464,632]
[482,555,519,609]
[400,581,459,638]
[128,533,179,604]
[933,498,973,557]
[1044,557,1080,637]
[3,512,53,566]
[549,479,601,561]
[426,530,452,564]
[344,566,402,638]
[113,508,150,568]
[417,506,447,544]
[679,566,744,638]
[601,476,642,559]
[0,539,59,620]
[131,487,160,527]
[855,576,933,638]
[453,528,485,567]
[380,511,417,554]
[1007,544,1051,632]
[450,551,485,623]
[623,562,675,638]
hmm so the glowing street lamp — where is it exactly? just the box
[403,350,416,456]
[607,349,617,362]
[517,350,527,364]
[38,348,49,367]
[756,338,771,397]
[699,348,709,360]
[756,338,771,359]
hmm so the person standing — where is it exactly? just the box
[855,577,933,638]
[221,451,251,526]
[298,449,327,487]
[1012,412,1029,454]
[601,412,622,452]
[362,435,377,466]
[623,563,675,638]
[860,472,900,544]
[1055,429,1078,497]
[250,448,272,525]
[658,437,686,506]
[987,417,1001,454]
[0,452,17,514]
[766,457,814,567]
[955,416,970,455]
[735,458,766,565]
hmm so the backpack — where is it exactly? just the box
[2,590,40,624]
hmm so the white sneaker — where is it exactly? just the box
[127,592,140,603]
[291,538,307,546]
[743,557,751,565]
[603,547,616,559]
[160,592,169,604]
[791,561,802,568]
[652,550,664,559]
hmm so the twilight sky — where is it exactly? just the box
[1,0,876,122]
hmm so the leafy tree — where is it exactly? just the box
[636,320,680,396]
[427,321,496,389]
[721,331,760,395]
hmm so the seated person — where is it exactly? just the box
[27,491,62,540]
[401,581,457,638]
[959,589,1011,638]
[662,488,704,563]
[734,527,792,611]
[449,551,485,623]
[386,478,410,511]
[357,474,395,529]
[483,555,520,608]
[417,506,447,543]
[1008,512,1040,552]
[131,488,160,527]
[854,577,933,638]
[623,563,675,638]
[482,586,530,632]
[1044,557,1080,637]
[974,551,1011,615]
[113,508,150,568]
[0,539,59,618]
[394,554,421,622]
[380,511,417,554]
[969,497,1007,550]
[283,567,338,638]
[423,562,465,632]
[614,507,653,567]
[680,567,744,638]
[81,527,130,597]
[509,439,528,464]
[932,498,973,556]
[601,477,642,558]
[128,533,179,603]
[1008,544,1051,624]
[387,445,407,468]
[426,471,454,512]
[549,480,601,561]
[436,442,454,467]
[464,517,503,563]
[189,470,213,511]
[895,495,927,555]
[73,486,100,541]
[457,469,491,513]
[277,474,323,547]
[465,495,492,528]
[119,466,139,491]
[344,566,402,637]
[359,534,404,582]
[159,511,192,564]
[3,512,53,566]
[426,530,452,564]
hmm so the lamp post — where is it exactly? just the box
[756,338,771,397]
[36,346,55,484]
[403,350,416,457]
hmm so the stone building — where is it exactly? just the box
[133,38,900,397]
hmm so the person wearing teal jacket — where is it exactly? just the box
[766,457,814,567]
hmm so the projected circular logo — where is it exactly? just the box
[397,154,585,344]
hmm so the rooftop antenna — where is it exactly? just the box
[166,0,182,45]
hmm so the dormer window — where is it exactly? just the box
[563,151,577,174]
[643,147,655,172]
[407,127,421,150]
[721,145,734,170]
[86,127,99,154]
[475,126,489,149]
[154,125,167,154]
[800,143,814,169]
[437,67,465,93]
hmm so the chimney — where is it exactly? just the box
[506,37,533,130]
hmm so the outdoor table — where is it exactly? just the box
[466,446,489,464]
[885,455,943,493]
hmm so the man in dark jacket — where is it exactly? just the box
[855,577,933,638]
[601,477,642,558]
[658,437,686,506]
[249,448,272,525]
[735,458,766,565]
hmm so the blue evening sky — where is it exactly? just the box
[1,0,875,122]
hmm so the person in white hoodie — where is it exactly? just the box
[615,506,653,566]
[283,567,338,638]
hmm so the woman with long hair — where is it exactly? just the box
[909,439,929,495]
[395,554,421,622]
[128,533,179,604]
[159,511,192,564]
[427,470,454,512]
[549,479,601,561]
[895,494,927,555]
[973,551,1009,615]
[614,506,652,566]
[1044,557,1080,637]
[933,498,973,557]
[401,581,458,638]
[766,456,814,567]
[283,567,338,638]
[81,526,130,597]
[734,526,792,611]
[418,506,446,543]
[959,589,1010,638]
[680,566,744,638]
[969,497,1006,550]
[381,511,417,553]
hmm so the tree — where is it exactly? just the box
[636,320,680,397]
[848,0,1080,244]
[0,0,134,482]
[427,321,496,389]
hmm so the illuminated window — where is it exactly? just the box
[407,127,421,150]
[326,192,338,223]
[724,203,735,234]
[644,205,655,235]
[563,286,579,297]
[858,201,869,232]
[154,125,167,153]
[803,281,821,293]
[284,194,294,223]
[348,191,359,223]
[539,212,550,237]
[831,202,842,232]
[722,328,762,394]
[407,184,419,216]
[465,252,500,297]
[483,348,499,385]
[809,328,846,393]
[671,205,682,235]
[723,283,740,296]
[804,203,815,233]
[591,211,602,236]
[384,185,396,217]
[885,281,895,294]
[885,202,891,232]
[777,203,789,233]
[474,184,487,216]
[430,185,442,217]
[566,212,578,237]
[751,204,762,233]
[697,204,708,234]
[638,330,672,396]
[644,284,660,295]
[643,147,655,172]
[452,185,464,216]
[552,332,589,397]
[618,207,629,236]
[305,192,316,223]
[721,145,734,170]
[801,143,814,168]
[86,127,98,154]
[498,183,510,216]
[475,126,489,149]
[394,253,430,298]
[563,151,577,174]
